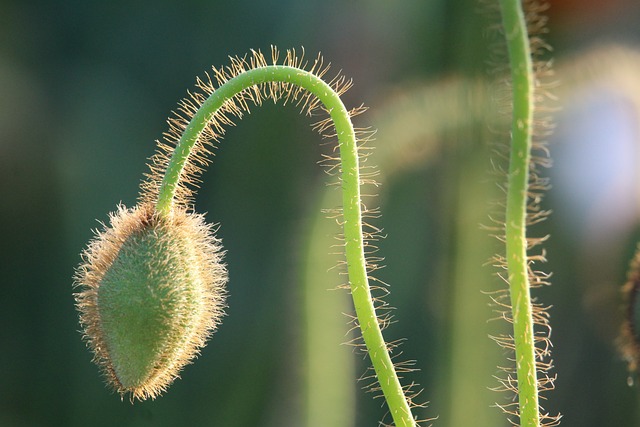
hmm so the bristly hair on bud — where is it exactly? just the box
[74,203,227,401]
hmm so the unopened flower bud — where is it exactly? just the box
[74,204,227,401]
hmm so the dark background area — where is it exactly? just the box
[3,0,640,426]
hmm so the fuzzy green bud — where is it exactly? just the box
[74,204,227,401]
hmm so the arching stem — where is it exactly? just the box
[156,65,416,427]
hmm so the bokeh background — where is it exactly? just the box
[3,0,640,426]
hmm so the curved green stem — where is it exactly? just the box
[156,65,415,426]
[499,1,540,427]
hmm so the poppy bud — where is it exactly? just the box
[74,204,227,400]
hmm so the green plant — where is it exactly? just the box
[493,1,557,426]
[74,0,558,425]
[74,48,418,426]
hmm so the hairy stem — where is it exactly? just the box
[156,65,415,426]
[499,1,540,427]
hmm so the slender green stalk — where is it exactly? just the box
[156,65,415,426]
[499,1,540,427]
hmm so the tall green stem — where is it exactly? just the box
[156,65,415,426]
[499,1,540,427]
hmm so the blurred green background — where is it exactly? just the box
[3,0,640,426]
